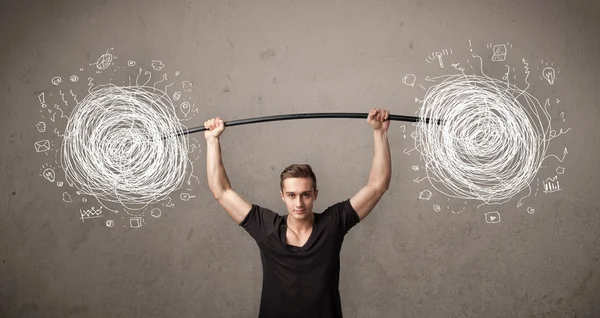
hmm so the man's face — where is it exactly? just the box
[280,177,318,221]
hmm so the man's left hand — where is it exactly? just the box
[367,108,390,131]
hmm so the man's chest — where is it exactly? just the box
[285,227,313,248]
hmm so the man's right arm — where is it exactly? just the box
[206,136,252,224]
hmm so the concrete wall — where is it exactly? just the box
[1,0,599,317]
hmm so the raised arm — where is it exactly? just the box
[350,108,392,221]
[205,117,252,224]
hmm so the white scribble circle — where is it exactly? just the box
[417,74,551,204]
[60,84,189,210]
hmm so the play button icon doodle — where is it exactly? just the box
[485,211,501,224]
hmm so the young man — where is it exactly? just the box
[204,108,392,317]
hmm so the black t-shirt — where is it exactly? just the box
[239,199,360,318]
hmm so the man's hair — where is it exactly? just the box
[280,164,317,193]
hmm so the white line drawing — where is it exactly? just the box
[180,193,196,201]
[51,77,62,86]
[556,98,560,104]
[527,207,535,214]
[42,167,55,182]
[543,147,568,162]
[415,73,552,206]
[173,91,182,101]
[151,60,165,71]
[485,211,501,223]
[106,220,114,227]
[543,176,560,193]
[162,197,175,207]
[151,208,161,218]
[426,49,452,68]
[130,217,142,228]
[36,122,46,132]
[175,71,180,76]
[38,92,45,104]
[60,83,189,211]
[62,192,73,203]
[418,190,432,200]
[560,112,565,122]
[182,81,192,92]
[127,60,136,67]
[180,102,190,117]
[556,166,565,174]
[70,75,79,82]
[80,206,102,223]
[411,165,419,171]
[70,90,79,105]
[433,204,441,212]
[491,44,507,61]
[92,48,114,71]
[34,140,51,153]
[542,67,556,85]
[57,182,63,187]
[402,74,416,87]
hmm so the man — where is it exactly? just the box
[204,108,392,317]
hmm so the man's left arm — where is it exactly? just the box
[350,108,392,221]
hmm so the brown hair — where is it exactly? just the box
[280,164,317,193]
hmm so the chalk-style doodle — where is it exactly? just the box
[402,74,416,87]
[130,217,142,228]
[36,48,201,229]
[38,92,45,105]
[180,102,191,117]
[80,206,103,223]
[182,81,193,92]
[36,122,46,132]
[400,40,571,223]
[491,44,507,61]
[180,193,195,201]
[150,208,161,218]
[175,71,180,76]
[527,207,535,214]
[92,48,114,71]
[556,166,565,174]
[412,165,419,171]
[42,166,56,182]
[34,140,51,153]
[415,73,552,205]
[485,211,501,224]
[426,49,452,68]
[543,176,560,193]
[419,190,432,200]
[162,197,175,208]
[151,60,165,71]
[62,192,73,203]
[433,204,441,212]
[542,67,556,85]
[173,91,182,101]
[106,220,114,227]
[60,83,189,211]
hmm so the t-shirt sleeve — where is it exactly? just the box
[324,199,360,234]
[239,204,281,243]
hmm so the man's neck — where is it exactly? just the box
[287,213,314,233]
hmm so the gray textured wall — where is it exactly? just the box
[2,0,599,317]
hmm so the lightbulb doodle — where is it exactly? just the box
[401,40,571,223]
[34,48,203,229]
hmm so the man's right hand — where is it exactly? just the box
[204,117,225,140]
